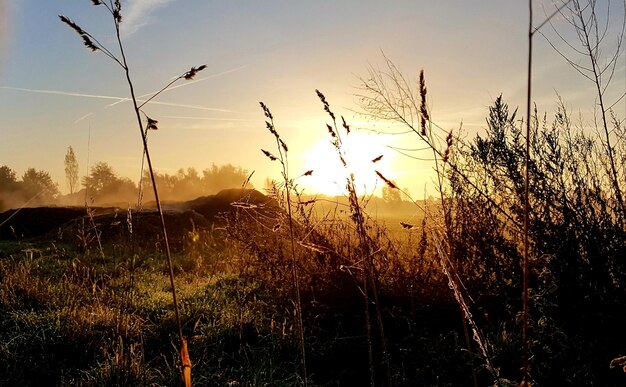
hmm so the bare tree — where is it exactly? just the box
[541,0,626,220]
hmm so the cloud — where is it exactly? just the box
[120,0,175,36]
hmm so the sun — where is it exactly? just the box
[301,132,393,196]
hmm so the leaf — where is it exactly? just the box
[180,337,192,387]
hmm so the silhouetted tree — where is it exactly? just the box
[21,168,60,204]
[84,162,136,203]
[542,0,626,221]
[0,165,20,211]
[142,163,252,201]
[174,167,203,198]
[382,183,401,203]
[0,165,19,193]
[202,163,251,194]
[64,146,79,194]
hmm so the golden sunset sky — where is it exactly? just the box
[0,1,624,197]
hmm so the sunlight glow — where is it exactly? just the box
[301,132,393,196]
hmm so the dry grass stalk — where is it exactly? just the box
[259,101,308,386]
[431,229,500,383]
[59,1,210,383]
[316,90,391,386]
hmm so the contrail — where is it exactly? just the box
[74,112,93,124]
[0,85,233,113]
[105,65,247,108]
[0,86,126,101]
[145,100,232,112]
[1,64,244,122]
[160,115,255,122]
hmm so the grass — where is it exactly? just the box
[2,156,626,385]
[0,236,294,386]
[0,182,467,385]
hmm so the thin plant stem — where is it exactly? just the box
[523,0,532,383]
[260,104,307,385]
[112,15,184,345]
[283,160,308,387]
[317,90,390,385]
[60,2,191,381]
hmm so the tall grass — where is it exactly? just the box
[259,102,308,385]
[315,89,392,386]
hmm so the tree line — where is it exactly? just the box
[0,146,252,211]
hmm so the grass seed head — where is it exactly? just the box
[316,89,336,121]
[327,124,336,138]
[400,222,414,229]
[419,69,429,135]
[184,65,207,80]
[146,117,158,130]
[280,139,288,153]
[59,16,99,51]
[114,0,122,23]
[375,170,398,189]
[259,102,273,120]
[341,116,350,134]
[261,149,278,161]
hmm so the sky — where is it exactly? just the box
[0,0,624,198]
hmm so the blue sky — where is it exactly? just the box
[0,0,624,196]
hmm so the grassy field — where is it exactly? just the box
[0,204,472,386]
[1,184,625,386]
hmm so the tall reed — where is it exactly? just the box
[60,1,206,384]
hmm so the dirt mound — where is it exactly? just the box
[184,188,279,221]
[0,207,89,240]
[0,189,281,248]
[55,208,211,252]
